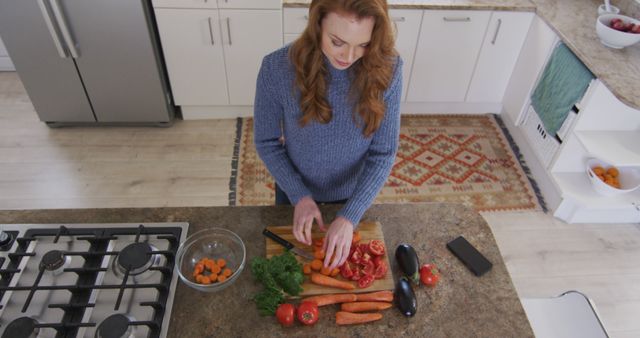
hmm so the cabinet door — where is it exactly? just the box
[466,12,534,103]
[389,9,422,102]
[407,10,491,102]
[154,9,228,105]
[217,0,280,9]
[152,0,217,9]
[219,9,282,105]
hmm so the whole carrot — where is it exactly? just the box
[310,273,355,290]
[335,311,383,325]
[355,290,394,302]
[302,293,357,307]
[341,301,392,312]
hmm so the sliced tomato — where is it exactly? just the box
[358,243,369,254]
[357,274,375,288]
[350,250,362,264]
[368,240,385,256]
[340,261,354,279]
[360,252,372,264]
[374,261,388,279]
[350,268,362,281]
[362,260,375,276]
[373,255,383,267]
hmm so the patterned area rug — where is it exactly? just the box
[229,114,545,212]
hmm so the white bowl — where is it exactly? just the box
[596,14,640,49]
[586,158,640,196]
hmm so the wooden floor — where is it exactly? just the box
[1,71,639,337]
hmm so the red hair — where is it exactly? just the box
[289,0,397,137]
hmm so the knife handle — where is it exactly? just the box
[262,228,294,250]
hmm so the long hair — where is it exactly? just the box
[289,0,397,137]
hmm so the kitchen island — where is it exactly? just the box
[0,203,533,337]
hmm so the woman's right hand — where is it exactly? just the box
[293,196,325,245]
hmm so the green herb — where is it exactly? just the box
[251,251,304,316]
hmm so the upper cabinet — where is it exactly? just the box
[407,10,491,102]
[466,11,534,103]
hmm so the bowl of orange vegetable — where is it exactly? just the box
[176,228,246,292]
[586,158,640,196]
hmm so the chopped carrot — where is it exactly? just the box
[302,293,357,306]
[355,290,394,302]
[216,258,226,268]
[200,276,212,285]
[335,311,382,325]
[352,231,361,244]
[218,275,227,283]
[310,259,323,271]
[209,274,218,282]
[204,260,214,271]
[222,268,232,277]
[211,264,221,274]
[330,268,340,277]
[320,266,332,276]
[303,263,312,275]
[313,238,324,248]
[314,249,325,259]
[195,275,204,283]
[341,301,392,312]
[310,273,355,290]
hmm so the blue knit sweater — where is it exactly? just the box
[253,45,402,226]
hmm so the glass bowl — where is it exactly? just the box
[175,228,246,292]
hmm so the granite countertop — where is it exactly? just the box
[284,0,640,110]
[0,203,533,337]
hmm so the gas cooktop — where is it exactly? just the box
[0,222,189,338]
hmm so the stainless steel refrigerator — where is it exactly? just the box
[0,0,174,126]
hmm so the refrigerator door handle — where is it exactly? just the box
[49,0,79,58]
[37,0,68,58]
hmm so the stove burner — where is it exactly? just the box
[1,317,39,338]
[40,250,66,271]
[96,314,134,338]
[116,242,156,275]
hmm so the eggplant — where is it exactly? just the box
[395,244,420,285]
[394,278,417,317]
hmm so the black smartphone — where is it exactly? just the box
[446,236,493,276]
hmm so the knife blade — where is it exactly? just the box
[262,228,314,260]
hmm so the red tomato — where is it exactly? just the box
[313,238,324,248]
[350,250,362,264]
[362,260,375,276]
[358,243,369,254]
[368,240,385,256]
[276,303,295,327]
[350,267,362,281]
[373,255,383,267]
[374,261,388,279]
[420,264,440,287]
[340,261,354,279]
[297,301,319,326]
[360,252,372,264]
[357,273,375,288]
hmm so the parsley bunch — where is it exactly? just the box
[251,251,304,316]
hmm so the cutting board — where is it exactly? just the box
[265,221,395,297]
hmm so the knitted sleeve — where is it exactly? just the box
[253,55,312,204]
[337,57,403,227]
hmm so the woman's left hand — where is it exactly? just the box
[322,216,354,270]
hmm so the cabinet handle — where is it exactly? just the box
[491,18,502,45]
[391,17,406,22]
[50,0,79,58]
[443,17,471,22]
[207,17,215,45]
[226,17,232,45]
[37,0,67,58]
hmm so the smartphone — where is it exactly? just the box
[447,236,493,276]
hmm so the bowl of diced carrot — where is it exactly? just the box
[586,158,640,196]
[176,228,246,292]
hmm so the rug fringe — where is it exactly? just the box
[228,117,243,206]
[492,114,548,212]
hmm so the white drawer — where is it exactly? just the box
[283,8,309,34]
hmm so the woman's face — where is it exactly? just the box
[320,11,374,70]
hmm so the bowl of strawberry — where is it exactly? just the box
[596,14,640,49]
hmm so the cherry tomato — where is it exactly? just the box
[420,264,440,287]
[276,303,295,327]
[297,301,319,326]
[374,261,388,279]
[368,240,385,256]
[357,273,375,288]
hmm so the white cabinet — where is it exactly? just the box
[283,7,308,44]
[217,0,280,9]
[152,0,218,9]
[154,9,228,105]
[407,10,491,102]
[154,7,282,107]
[0,35,14,71]
[389,9,422,102]
[466,11,534,103]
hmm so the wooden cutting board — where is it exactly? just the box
[265,221,395,296]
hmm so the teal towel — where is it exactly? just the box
[531,43,594,135]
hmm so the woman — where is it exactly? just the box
[254,0,402,270]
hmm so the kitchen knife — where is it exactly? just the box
[262,228,314,260]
